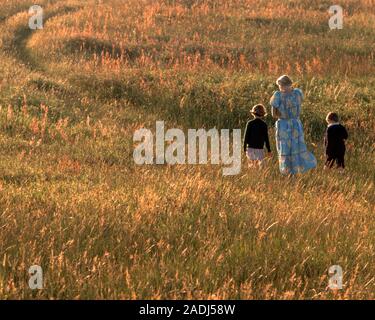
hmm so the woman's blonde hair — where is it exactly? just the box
[276,75,293,87]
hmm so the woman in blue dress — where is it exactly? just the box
[270,75,317,175]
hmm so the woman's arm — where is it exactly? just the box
[271,106,281,119]
[270,91,281,119]
[264,125,271,153]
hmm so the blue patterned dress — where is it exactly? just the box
[270,88,317,174]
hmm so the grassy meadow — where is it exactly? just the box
[0,0,374,299]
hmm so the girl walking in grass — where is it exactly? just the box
[243,104,271,167]
[270,75,316,175]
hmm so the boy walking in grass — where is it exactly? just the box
[324,112,349,169]
[243,104,271,167]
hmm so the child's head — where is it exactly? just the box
[326,112,339,124]
[251,104,267,118]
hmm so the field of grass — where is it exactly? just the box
[0,0,374,299]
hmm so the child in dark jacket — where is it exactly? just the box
[324,112,349,169]
[243,104,271,167]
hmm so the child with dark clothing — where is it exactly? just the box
[324,112,349,169]
[243,104,271,167]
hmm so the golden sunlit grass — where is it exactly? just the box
[0,0,374,299]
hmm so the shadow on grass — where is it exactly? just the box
[1,173,72,185]
[28,78,67,95]
[8,5,82,72]
[244,16,329,35]
[69,75,148,106]
[63,36,162,62]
